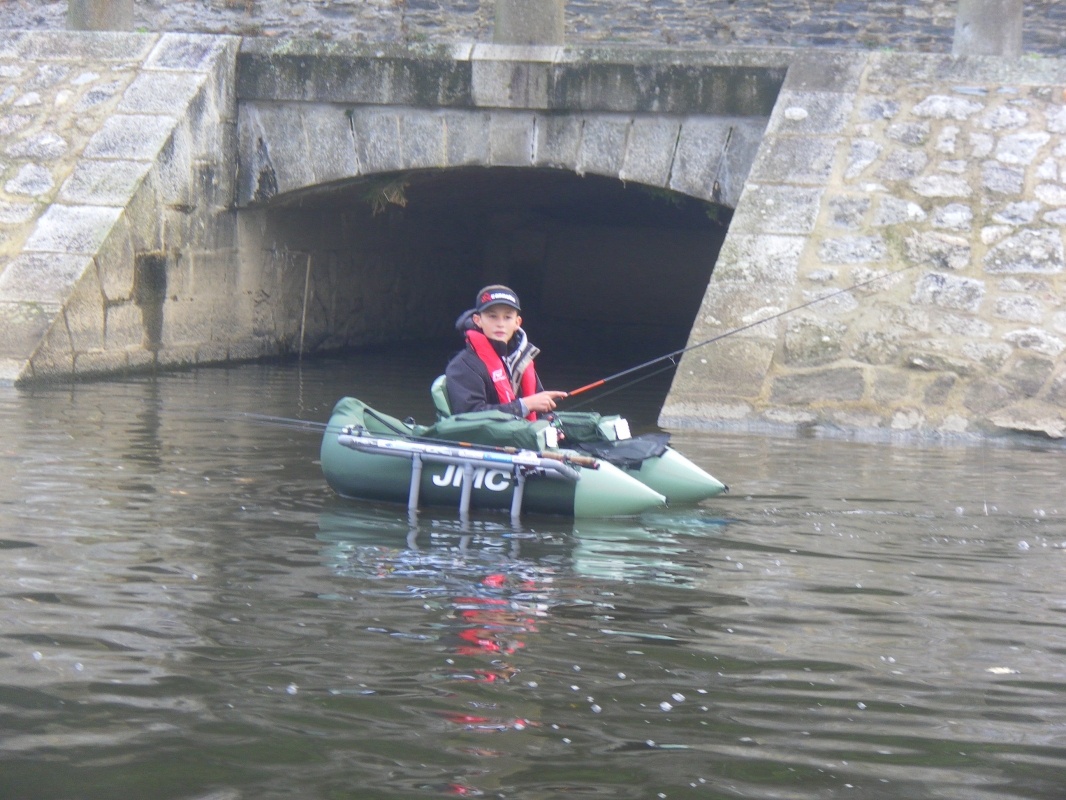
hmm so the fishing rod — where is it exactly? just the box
[565,262,919,398]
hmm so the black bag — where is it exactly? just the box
[573,433,671,470]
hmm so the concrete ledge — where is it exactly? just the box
[236,40,473,106]
[236,39,788,115]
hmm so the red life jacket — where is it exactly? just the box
[465,329,539,421]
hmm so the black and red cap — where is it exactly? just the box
[474,285,521,313]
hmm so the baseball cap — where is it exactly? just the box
[474,285,521,313]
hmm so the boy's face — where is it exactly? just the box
[473,304,521,344]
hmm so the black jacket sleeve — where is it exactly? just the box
[445,349,528,417]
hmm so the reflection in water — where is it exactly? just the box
[320,510,557,684]
[318,506,733,590]
[573,509,732,586]
[0,355,1065,799]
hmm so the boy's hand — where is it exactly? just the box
[523,390,568,414]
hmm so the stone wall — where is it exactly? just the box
[662,52,1066,440]
[0,32,241,382]
[6,1,1066,57]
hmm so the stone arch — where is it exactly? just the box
[233,91,771,363]
[237,104,768,211]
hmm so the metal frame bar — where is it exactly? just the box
[338,427,582,519]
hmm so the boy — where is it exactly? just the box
[445,285,568,419]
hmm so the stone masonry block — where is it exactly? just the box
[714,233,804,285]
[0,253,92,304]
[238,42,472,106]
[984,229,1065,274]
[963,378,1013,416]
[121,169,164,253]
[24,205,123,255]
[156,117,195,207]
[351,108,404,175]
[730,184,824,235]
[6,31,155,62]
[0,200,36,225]
[577,116,629,178]
[441,109,491,166]
[770,367,867,404]
[19,332,76,382]
[251,104,314,196]
[300,104,359,184]
[84,114,179,161]
[981,162,1023,195]
[619,116,681,187]
[213,121,238,204]
[911,271,985,312]
[532,113,581,169]
[994,294,1044,323]
[716,118,769,208]
[117,71,205,114]
[471,57,552,109]
[49,266,107,351]
[492,1,564,45]
[162,296,226,350]
[818,235,888,264]
[1003,327,1066,357]
[766,90,855,136]
[157,246,189,302]
[58,159,149,206]
[905,231,971,271]
[400,111,447,170]
[182,79,222,157]
[783,315,847,366]
[0,358,25,385]
[92,215,136,302]
[57,349,134,378]
[225,339,274,362]
[488,111,535,166]
[1002,354,1054,397]
[236,104,277,205]
[145,34,235,73]
[783,52,867,94]
[668,118,732,199]
[749,134,838,185]
[989,400,1065,439]
[692,280,796,338]
[659,399,757,429]
[673,336,777,400]
[0,300,59,360]
[5,164,56,198]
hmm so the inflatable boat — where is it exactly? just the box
[320,396,726,519]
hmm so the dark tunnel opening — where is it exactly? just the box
[258,167,731,410]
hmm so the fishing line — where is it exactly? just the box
[235,412,329,432]
[565,262,920,398]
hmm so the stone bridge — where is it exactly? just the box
[234,41,783,360]
[1,20,1065,440]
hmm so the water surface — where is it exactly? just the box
[1,352,1064,799]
